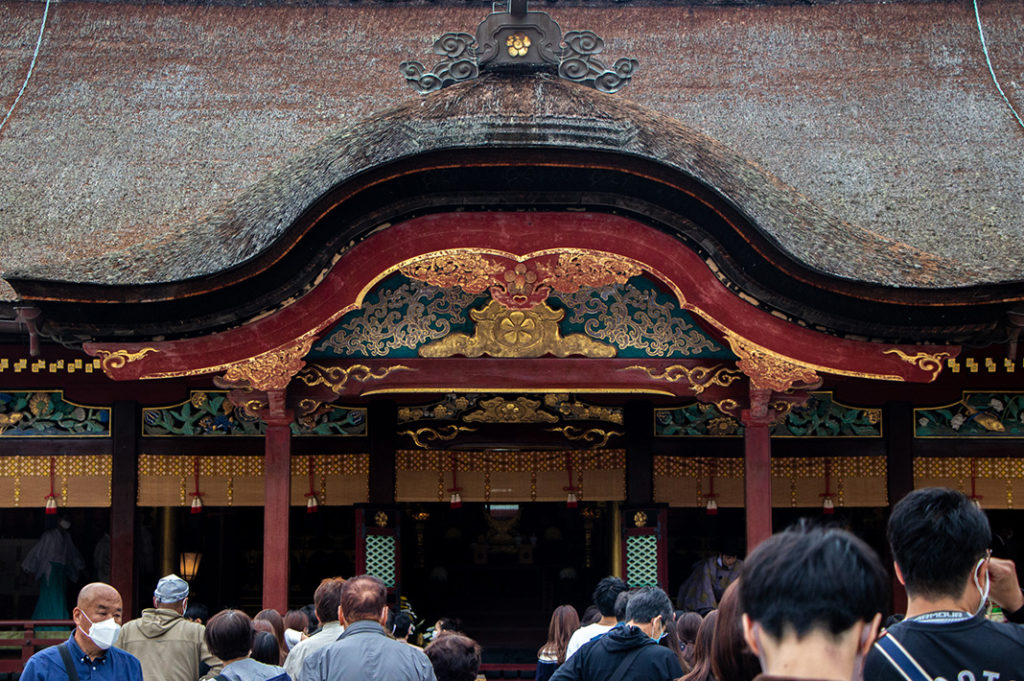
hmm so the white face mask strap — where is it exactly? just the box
[973,554,991,616]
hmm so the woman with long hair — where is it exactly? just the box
[535,604,580,681]
[710,581,761,681]
[254,608,287,665]
[676,611,703,669]
[680,610,718,681]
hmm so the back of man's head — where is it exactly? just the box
[314,577,346,625]
[339,574,386,624]
[593,576,628,618]
[624,586,673,626]
[740,523,887,640]
[153,574,189,613]
[888,487,991,599]
[613,590,632,622]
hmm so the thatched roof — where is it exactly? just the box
[1,0,1022,299]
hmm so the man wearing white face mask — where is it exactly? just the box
[864,487,1024,681]
[550,587,683,681]
[20,582,144,681]
[739,523,888,681]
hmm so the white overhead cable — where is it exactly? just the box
[973,0,1024,132]
[0,0,52,136]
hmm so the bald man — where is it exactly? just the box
[21,582,144,681]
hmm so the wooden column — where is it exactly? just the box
[625,400,654,505]
[741,387,773,553]
[263,389,292,612]
[110,401,138,617]
[368,400,397,505]
[884,400,914,614]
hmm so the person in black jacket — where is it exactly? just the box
[550,587,683,681]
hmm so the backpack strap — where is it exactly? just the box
[606,645,645,681]
[873,631,933,681]
[57,642,80,681]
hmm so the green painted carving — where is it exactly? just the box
[310,274,482,358]
[655,403,740,437]
[915,392,1024,437]
[293,405,366,436]
[0,391,110,437]
[142,392,366,437]
[781,394,882,438]
[655,393,881,438]
[143,392,263,436]
[551,278,732,359]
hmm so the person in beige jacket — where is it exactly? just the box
[117,574,222,681]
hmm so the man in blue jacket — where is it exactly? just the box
[551,587,682,681]
[21,582,144,681]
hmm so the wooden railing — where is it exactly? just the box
[0,620,74,674]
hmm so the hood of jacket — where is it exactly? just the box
[600,623,658,653]
[135,608,185,638]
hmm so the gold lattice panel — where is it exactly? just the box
[914,457,1024,509]
[395,450,626,503]
[0,455,112,508]
[653,456,887,508]
[137,454,369,507]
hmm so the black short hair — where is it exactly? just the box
[624,587,673,625]
[184,602,208,623]
[250,631,279,666]
[613,590,632,622]
[393,611,413,638]
[204,609,254,661]
[425,633,481,681]
[888,487,992,599]
[740,523,888,639]
[593,576,628,617]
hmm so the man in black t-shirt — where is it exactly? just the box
[864,488,1024,681]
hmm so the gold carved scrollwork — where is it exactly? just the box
[622,364,743,394]
[95,348,159,373]
[543,394,624,425]
[296,363,413,395]
[538,252,643,293]
[464,397,559,424]
[419,300,616,359]
[547,425,624,448]
[398,425,477,449]
[727,338,820,393]
[400,253,505,293]
[220,333,318,392]
[883,349,952,382]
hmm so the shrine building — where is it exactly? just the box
[0,0,1022,654]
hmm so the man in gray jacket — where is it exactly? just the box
[117,574,221,680]
[284,577,345,681]
[302,575,435,681]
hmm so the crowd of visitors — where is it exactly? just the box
[18,487,1024,681]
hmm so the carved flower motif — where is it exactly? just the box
[506,34,531,57]
[499,311,539,346]
[190,392,208,408]
[990,398,1004,412]
[951,413,966,430]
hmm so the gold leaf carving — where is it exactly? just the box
[727,338,820,393]
[538,252,643,293]
[883,349,952,382]
[95,347,159,372]
[296,363,414,395]
[547,425,624,448]
[544,394,624,425]
[220,334,318,392]
[400,253,506,293]
[419,300,616,358]
[622,364,743,394]
[464,397,559,424]
[398,425,477,449]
